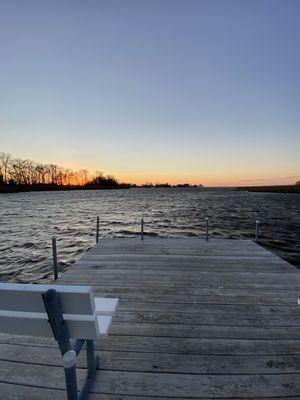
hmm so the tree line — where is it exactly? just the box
[0,152,130,192]
[0,152,206,193]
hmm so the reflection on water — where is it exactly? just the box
[0,188,299,283]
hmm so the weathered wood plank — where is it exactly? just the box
[97,336,300,355]
[91,291,298,305]
[0,383,67,400]
[116,302,299,314]
[1,383,297,400]
[59,271,300,284]
[113,310,300,327]
[73,263,293,274]
[109,322,300,340]
[89,285,299,300]
[59,276,300,291]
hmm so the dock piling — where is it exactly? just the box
[96,216,99,243]
[255,219,260,242]
[205,216,209,241]
[141,218,144,240]
[52,236,58,280]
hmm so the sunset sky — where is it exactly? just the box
[0,0,299,186]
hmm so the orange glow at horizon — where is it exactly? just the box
[2,151,298,188]
[54,161,299,187]
[107,172,300,187]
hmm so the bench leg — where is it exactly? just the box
[62,350,79,400]
[64,365,79,400]
[79,340,99,400]
[73,338,85,355]
[87,339,98,374]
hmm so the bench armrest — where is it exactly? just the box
[97,315,113,336]
[94,297,118,316]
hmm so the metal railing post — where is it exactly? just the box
[96,216,99,243]
[141,218,144,240]
[52,236,58,280]
[255,219,260,243]
[205,216,209,241]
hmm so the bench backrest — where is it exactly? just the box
[0,283,112,339]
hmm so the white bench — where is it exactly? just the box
[0,283,118,400]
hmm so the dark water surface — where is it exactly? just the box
[0,188,299,283]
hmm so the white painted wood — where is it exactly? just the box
[94,298,118,315]
[0,310,99,339]
[97,315,113,335]
[0,283,118,339]
[0,283,95,315]
[0,311,113,339]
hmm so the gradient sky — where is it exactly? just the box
[0,0,299,186]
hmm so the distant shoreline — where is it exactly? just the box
[0,182,204,193]
[0,184,131,194]
[0,185,204,194]
[237,185,300,194]
[1,184,300,194]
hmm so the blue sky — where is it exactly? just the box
[0,0,299,185]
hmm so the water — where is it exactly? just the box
[0,188,299,283]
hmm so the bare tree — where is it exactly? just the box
[9,158,26,185]
[0,152,125,191]
[0,152,11,183]
[78,169,89,186]
[48,164,59,185]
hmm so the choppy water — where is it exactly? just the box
[0,188,299,283]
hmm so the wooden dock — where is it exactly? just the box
[1,238,300,399]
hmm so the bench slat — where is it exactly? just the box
[0,283,95,315]
[0,310,101,339]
